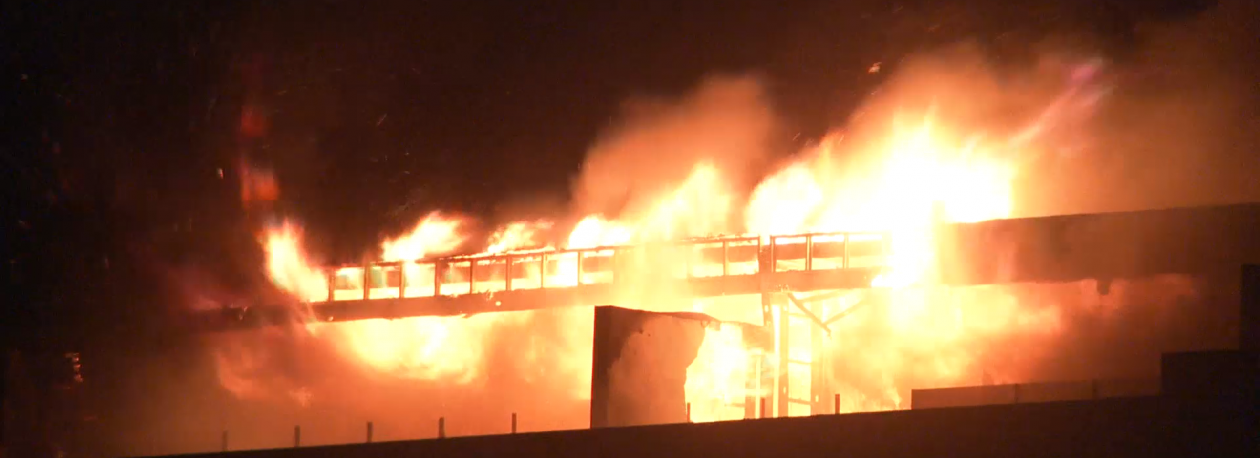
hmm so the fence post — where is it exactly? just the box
[366,421,373,443]
[834,393,840,414]
[434,262,443,296]
[759,397,767,419]
[294,425,301,448]
[511,413,517,434]
[438,417,446,439]
[221,431,228,452]
[721,240,729,277]
[505,257,514,291]
[686,402,692,423]
[805,234,813,271]
[398,262,407,298]
[540,254,548,288]
[327,269,336,301]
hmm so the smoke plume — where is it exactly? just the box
[571,75,780,234]
[105,2,1260,454]
[1017,0,1260,214]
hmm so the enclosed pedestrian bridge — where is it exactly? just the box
[191,203,1260,332]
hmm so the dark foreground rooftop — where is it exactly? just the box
[157,392,1255,458]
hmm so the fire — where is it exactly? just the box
[762,112,1021,410]
[745,160,823,238]
[381,212,465,261]
[567,161,735,248]
[566,216,633,249]
[487,220,553,253]
[262,222,328,304]
[227,62,1099,431]
[685,323,758,422]
[243,109,1026,418]
[331,314,515,383]
[749,113,1015,288]
[634,161,736,241]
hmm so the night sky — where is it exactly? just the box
[1,0,1229,373]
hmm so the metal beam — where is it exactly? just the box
[938,203,1260,285]
[189,203,1260,333]
[190,268,883,333]
[784,293,833,337]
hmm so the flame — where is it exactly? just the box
[262,221,328,303]
[333,212,494,380]
[237,93,1066,426]
[743,111,1027,411]
[685,323,758,422]
[634,161,735,241]
[745,160,823,238]
[331,314,515,383]
[381,212,466,261]
[488,220,553,253]
[566,216,634,249]
[747,113,1016,289]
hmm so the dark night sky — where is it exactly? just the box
[1,0,1227,353]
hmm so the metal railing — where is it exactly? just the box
[303,232,891,303]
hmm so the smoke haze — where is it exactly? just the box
[90,1,1260,455]
[571,75,780,234]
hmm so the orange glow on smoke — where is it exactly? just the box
[634,161,736,241]
[332,315,515,383]
[239,164,279,204]
[238,103,1056,423]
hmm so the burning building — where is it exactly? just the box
[12,3,1259,453]
[175,81,1254,450]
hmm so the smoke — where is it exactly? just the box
[105,307,594,456]
[802,0,1257,410]
[1018,0,1260,214]
[809,0,1260,219]
[93,2,1260,454]
[571,75,780,234]
[824,274,1238,411]
[164,77,782,452]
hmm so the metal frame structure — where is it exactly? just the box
[204,202,1260,331]
[197,232,893,331]
[318,232,890,302]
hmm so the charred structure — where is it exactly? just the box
[7,205,1258,457]
[194,202,1260,330]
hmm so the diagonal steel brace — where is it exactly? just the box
[785,292,834,337]
[784,290,870,337]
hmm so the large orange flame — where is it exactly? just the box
[262,222,328,304]
[381,212,466,262]
[237,97,1055,424]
